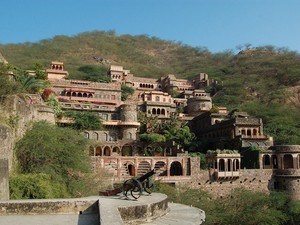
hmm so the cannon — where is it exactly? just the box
[100,169,156,200]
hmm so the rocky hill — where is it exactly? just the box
[0,31,299,144]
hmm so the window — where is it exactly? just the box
[109,133,117,141]
[92,132,98,140]
[83,132,89,139]
[102,133,108,141]
[155,96,160,101]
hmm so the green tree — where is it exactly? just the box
[45,94,63,117]
[139,133,166,143]
[13,121,91,198]
[164,125,195,150]
[34,63,47,80]
[138,111,160,133]
[15,72,46,93]
[65,111,102,130]
[0,63,22,96]
[121,84,134,101]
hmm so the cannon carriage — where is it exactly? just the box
[100,169,156,200]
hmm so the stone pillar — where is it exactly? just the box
[0,158,9,200]
[182,158,186,176]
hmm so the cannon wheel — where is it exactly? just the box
[143,178,155,194]
[122,178,143,200]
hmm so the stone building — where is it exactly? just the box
[190,109,273,150]
[261,145,300,201]
[45,61,300,201]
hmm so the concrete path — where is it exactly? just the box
[138,203,205,225]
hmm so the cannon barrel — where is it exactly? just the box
[137,169,156,183]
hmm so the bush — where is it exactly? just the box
[13,121,91,198]
[9,173,69,199]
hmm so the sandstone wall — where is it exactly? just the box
[189,157,274,197]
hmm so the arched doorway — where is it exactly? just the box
[104,146,111,156]
[112,146,120,155]
[95,146,102,156]
[263,155,271,169]
[127,164,136,176]
[219,159,225,172]
[227,159,232,171]
[122,145,133,156]
[170,161,183,176]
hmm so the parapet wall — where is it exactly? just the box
[189,159,274,197]
[0,198,99,215]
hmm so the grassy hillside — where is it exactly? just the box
[0,31,299,144]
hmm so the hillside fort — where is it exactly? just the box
[1,60,299,204]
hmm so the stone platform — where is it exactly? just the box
[0,193,205,225]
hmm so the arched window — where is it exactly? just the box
[155,96,160,101]
[92,132,98,140]
[253,129,258,135]
[233,159,239,171]
[157,108,161,115]
[161,109,165,115]
[152,108,157,115]
[128,132,133,139]
[247,129,251,136]
[283,154,294,169]
[77,93,83,97]
[72,92,77,97]
[83,132,89,139]
[263,155,271,168]
[102,133,108,141]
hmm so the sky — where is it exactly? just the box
[0,0,299,53]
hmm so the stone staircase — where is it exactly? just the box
[137,161,151,176]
